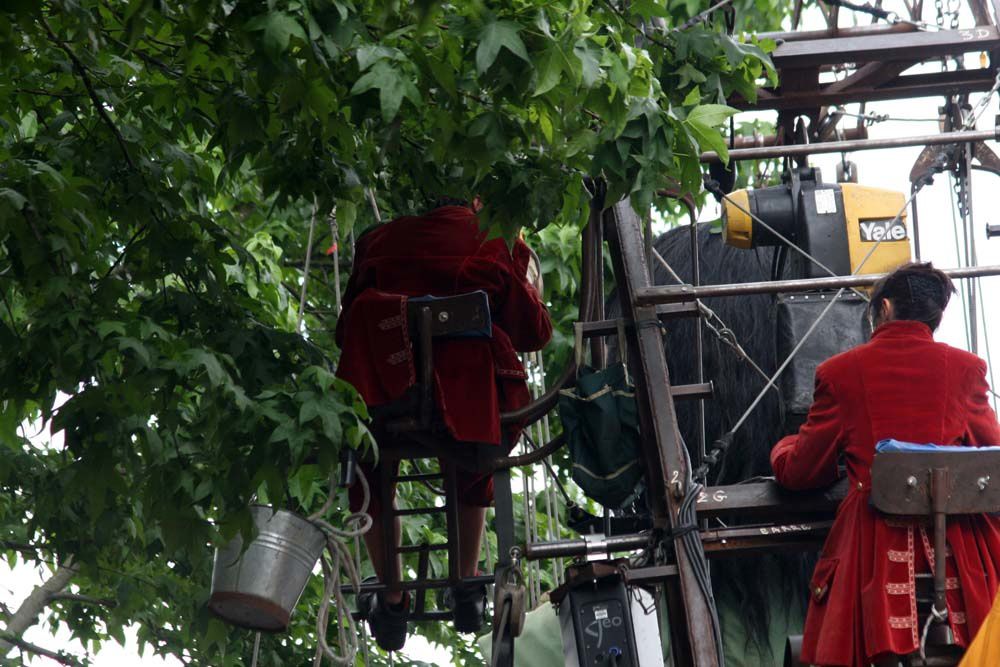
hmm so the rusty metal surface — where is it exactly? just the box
[603,200,722,667]
[701,521,833,556]
[757,22,918,43]
[701,129,998,163]
[871,450,1000,515]
[756,68,998,112]
[695,478,847,521]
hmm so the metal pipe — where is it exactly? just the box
[700,129,998,163]
[524,532,650,560]
[635,265,1000,305]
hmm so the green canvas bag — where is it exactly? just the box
[558,321,643,509]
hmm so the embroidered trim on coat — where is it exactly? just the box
[919,526,936,571]
[378,315,405,331]
[886,582,912,595]
[888,549,909,563]
[953,612,967,624]
[386,350,411,365]
[945,577,960,590]
[889,616,915,629]
[906,526,919,645]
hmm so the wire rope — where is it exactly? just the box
[948,173,974,350]
[977,277,998,412]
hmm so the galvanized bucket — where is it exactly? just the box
[208,505,326,631]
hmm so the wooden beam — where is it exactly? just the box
[771,26,1000,69]
[736,68,998,111]
[695,478,848,521]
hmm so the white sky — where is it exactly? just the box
[4,6,1000,665]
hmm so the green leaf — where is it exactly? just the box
[96,321,127,339]
[335,200,358,237]
[248,12,306,56]
[533,47,563,96]
[18,111,38,141]
[183,349,228,387]
[350,61,417,122]
[356,45,404,72]
[631,0,671,19]
[573,39,602,88]
[0,188,27,210]
[682,87,702,106]
[687,118,730,163]
[687,104,738,128]
[118,337,152,367]
[476,21,530,74]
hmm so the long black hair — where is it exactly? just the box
[608,223,809,656]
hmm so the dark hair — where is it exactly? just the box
[429,196,470,211]
[868,261,956,331]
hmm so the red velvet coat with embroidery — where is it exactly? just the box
[334,206,552,445]
[771,320,1000,666]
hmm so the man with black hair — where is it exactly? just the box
[335,198,551,651]
[770,262,1000,666]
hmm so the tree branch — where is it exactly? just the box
[0,633,83,667]
[0,560,79,658]
[39,15,137,170]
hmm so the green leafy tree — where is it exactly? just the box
[1,0,790,663]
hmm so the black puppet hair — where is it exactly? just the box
[607,224,806,655]
[868,262,956,332]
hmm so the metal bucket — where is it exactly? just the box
[208,506,326,632]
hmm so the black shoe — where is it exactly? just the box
[444,582,488,634]
[358,582,409,651]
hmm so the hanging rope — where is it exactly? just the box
[298,197,319,334]
[309,469,373,666]
[250,631,261,667]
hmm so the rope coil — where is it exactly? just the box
[309,468,373,666]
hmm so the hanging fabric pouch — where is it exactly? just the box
[558,321,643,509]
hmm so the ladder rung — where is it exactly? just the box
[393,506,447,516]
[394,472,444,482]
[397,543,449,554]
[671,382,714,401]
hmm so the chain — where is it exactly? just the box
[948,0,960,30]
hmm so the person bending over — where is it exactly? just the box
[335,197,552,651]
[770,262,1000,667]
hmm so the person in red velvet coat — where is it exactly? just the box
[334,197,552,648]
[771,262,1000,666]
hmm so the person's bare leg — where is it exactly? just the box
[458,503,487,578]
[362,511,404,605]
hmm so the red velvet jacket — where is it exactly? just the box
[771,320,1000,666]
[334,206,552,445]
